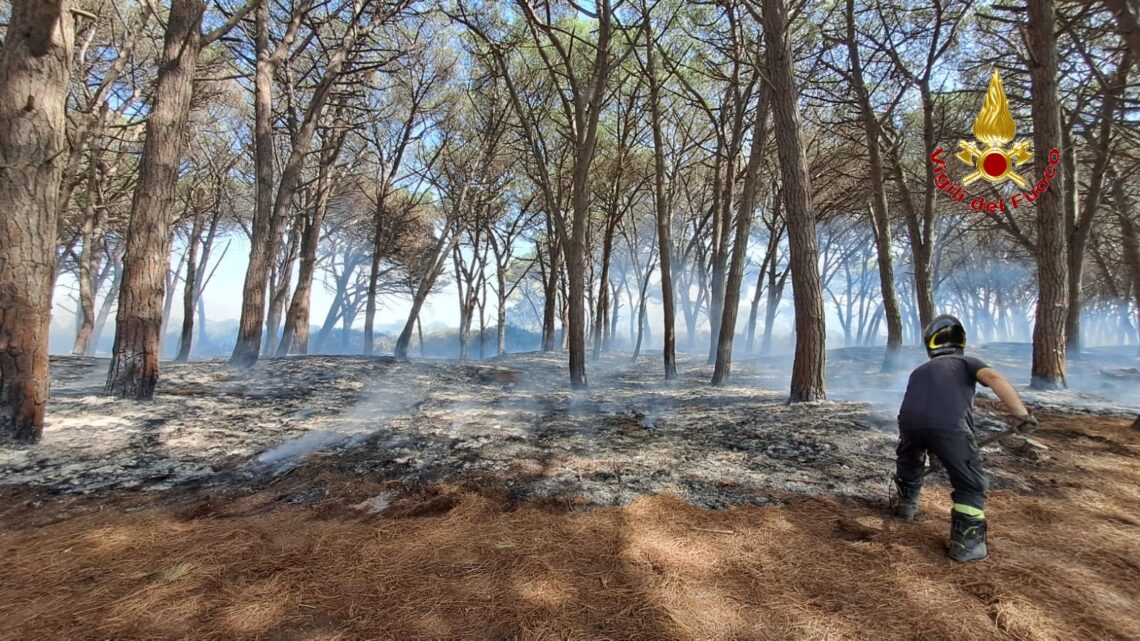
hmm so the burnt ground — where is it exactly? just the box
[2,345,1137,508]
[0,346,1138,640]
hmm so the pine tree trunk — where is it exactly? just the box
[396,232,459,359]
[631,267,653,363]
[1114,179,1140,353]
[1027,0,1068,389]
[591,223,615,361]
[845,0,903,371]
[761,270,785,356]
[763,0,826,401]
[712,89,769,386]
[230,0,275,367]
[364,157,398,356]
[71,169,104,356]
[235,0,352,366]
[158,243,188,355]
[263,222,300,353]
[644,19,677,380]
[174,212,204,362]
[745,251,769,355]
[1064,53,1129,357]
[497,267,508,356]
[92,252,123,354]
[566,244,588,388]
[542,239,561,352]
[106,0,205,400]
[0,0,73,442]
[278,203,326,356]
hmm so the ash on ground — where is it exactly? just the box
[1,345,1136,509]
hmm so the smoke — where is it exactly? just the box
[256,430,345,465]
[251,360,428,470]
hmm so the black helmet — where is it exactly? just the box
[923,314,966,358]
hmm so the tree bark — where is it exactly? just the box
[278,141,341,355]
[363,109,415,355]
[845,0,903,371]
[763,0,826,401]
[71,159,105,356]
[541,233,561,352]
[1063,53,1130,357]
[644,15,677,380]
[232,0,360,367]
[394,248,454,359]
[1026,0,1068,389]
[712,89,769,385]
[92,249,124,354]
[1113,177,1140,353]
[263,218,301,352]
[174,211,204,362]
[591,219,617,361]
[105,0,206,400]
[0,0,73,442]
[496,263,508,356]
[362,177,389,357]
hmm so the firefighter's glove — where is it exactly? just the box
[1014,414,1039,434]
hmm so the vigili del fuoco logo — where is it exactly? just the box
[929,69,1061,213]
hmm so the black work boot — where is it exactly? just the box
[947,510,988,562]
[892,478,921,521]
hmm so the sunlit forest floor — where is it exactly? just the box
[1,346,1138,640]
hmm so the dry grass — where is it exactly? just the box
[1,412,1137,641]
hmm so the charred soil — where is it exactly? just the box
[0,348,1138,640]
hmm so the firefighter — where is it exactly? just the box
[893,314,1038,562]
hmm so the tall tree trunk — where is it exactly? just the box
[417,315,425,357]
[1027,0,1068,389]
[496,266,508,356]
[542,237,561,352]
[705,135,727,364]
[746,265,765,355]
[72,162,105,356]
[591,223,616,360]
[1114,178,1140,353]
[278,195,331,355]
[761,262,789,356]
[364,107,416,356]
[314,271,349,353]
[1064,53,1130,358]
[91,250,124,354]
[764,0,826,401]
[179,209,221,359]
[609,279,622,348]
[0,0,73,442]
[362,168,392,356]
[174,212,204,362]
[105,0,206,400]
[396,230,461,359]
[455,247,471,361]
[232,0,355,367]
[845,0,903,371]
[566,245,588,387]
[264,220,301,353]
[158,238,190,355]
[231,0,275,366]
[644,18,677,379]
[712,90,769,385]
[630,263,654,363]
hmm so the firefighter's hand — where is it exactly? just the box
[1014,414,1039,434]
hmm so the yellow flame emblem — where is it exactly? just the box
[956,69,1033,188]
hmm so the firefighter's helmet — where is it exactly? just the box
[923,314,967,358]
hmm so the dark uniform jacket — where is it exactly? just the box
[898,354,990,432]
